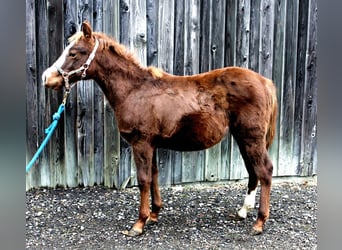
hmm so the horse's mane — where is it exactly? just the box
[68,31,163,79]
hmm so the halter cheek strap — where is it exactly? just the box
[55,38,99,91]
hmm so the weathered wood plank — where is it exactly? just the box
[146,0,159,66]
[230,0,250,180]
[92,0,105,185]
[225,0,236,66]
[130,0,147,65]
[278,1,298,176]
[119,0,147,187]
[103,0,120,188]
[47,0,65,187]
[103,101,120,188]
[63,0,79,187]
[156,149,172,186]
[183,0,200,75]
[223,0,237,181]
[204,0,227,182]
[272,0,286,176]
[200,0,215,181]
[259,0,274,78]
[199,0,211,72]
[103,0,120,39]
[172,0,186,184]
[259,0,278,171]
[248,0,261,72]
[118,0,133,188]
[76,82,95,187]
[295,0,309,176]
[76,0,95,186]
[209,0,226,70]
[235,0,250,68]
[119,0,131,46]
[157,0,175,73]
[302,0,317,175]
[181,0,204,183]
[36,0,50,187]
[130,0,147,187]
[173,0,185,76]
[26,0,38,190]
[155,0,175,186]
[212,0,228,181]
[146,0,173,185]
[182,151,205,183]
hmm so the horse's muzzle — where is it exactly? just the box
[42,67,64,91]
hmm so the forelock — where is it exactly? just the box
[68,32,83,43]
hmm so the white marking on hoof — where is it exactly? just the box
[237,190,256,219]
[237,206,248,218]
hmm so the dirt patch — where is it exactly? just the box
[26,177,317,249]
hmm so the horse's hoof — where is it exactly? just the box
[235,210,247,220]
[146,217,158,226]
[237,208,247,219]
[250,226,263,236]
[122,228,142,237]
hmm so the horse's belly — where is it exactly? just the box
[155,112,228,151]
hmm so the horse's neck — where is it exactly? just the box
[93,52,152,108]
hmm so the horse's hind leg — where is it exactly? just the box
[235,137,273,235]
[253,152,273,235]
[148,149,162,224]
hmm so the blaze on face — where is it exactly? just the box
[42,21,96,91]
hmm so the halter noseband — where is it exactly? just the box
[54,38,99,91]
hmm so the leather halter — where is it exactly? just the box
[54,38,99,91]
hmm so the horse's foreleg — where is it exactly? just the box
[148,150,162,224]
[122,142,154,237]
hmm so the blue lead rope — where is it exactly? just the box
[26,102,65,173]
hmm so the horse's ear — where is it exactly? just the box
[82,21,92,38]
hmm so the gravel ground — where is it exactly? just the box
[26,177,317,249]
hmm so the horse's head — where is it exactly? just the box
[42,21,99,91]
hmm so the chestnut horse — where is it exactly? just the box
[43,21,277,236]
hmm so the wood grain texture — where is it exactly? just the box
[26,0,317,189]
[278,1,299,176]
[103,0,120,188]
[155,0,175,186]
[26,0,38,189]
[36,0,50,187]
[302,0,317,176]
[76,0,95,186]
[63,0,78,188]
[181,0,205,183]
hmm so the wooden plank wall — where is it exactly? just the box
[26,0,317,190]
